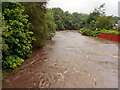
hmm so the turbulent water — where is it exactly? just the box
[3,30,118,88]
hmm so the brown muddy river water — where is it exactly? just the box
[3,30,118,88]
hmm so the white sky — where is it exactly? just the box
[47,0,120,16]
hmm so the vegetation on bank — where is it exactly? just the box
[21,2,57,48]
[2,2,56,69]
[79,4,119,37]
[79,28,120,37]
[2,2,34,69]
[51,8,88,30]
[100,29,120,35]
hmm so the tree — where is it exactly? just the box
[95,3,106,16]
[72,12,88,30]
[51,8,89,30]
[21,2,48,48]
[111,16,119,24]
[87,11,100,24]
[83,3,108,30]
[46,9,57,40]
[95,16,114,29]
[51,8,65,30]
[64,11,73,30]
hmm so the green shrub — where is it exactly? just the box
[3,55,24,69]
[2,2,34,69]
[91,30,99,37]
[79,28,120,37]
[100,29,120,35]
[89,20,96,30]
[79,28,92,36]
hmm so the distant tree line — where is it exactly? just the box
[50,8,88,30]
[49,5,118,31]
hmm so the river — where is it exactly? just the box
[3,30,118,88]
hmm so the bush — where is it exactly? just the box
[100,29,120,35]
[79,28,104,37]
[79,28,92,36]
[79,28,120,37]
[2,2,34,69]
[91,30,99,37]
[3,55,24,69]
[90,28,102,37]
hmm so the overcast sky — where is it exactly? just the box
[47,0,119,16]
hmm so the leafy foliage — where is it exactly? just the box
[46,9,57,40]
[79,3,117,37]
[79,28,119,37]
[51,8,88,30]
[95,16,114,30]
[21,2,46,48]
[51,8,65,30]
[100,29,120,35]
[79,28,92,36]
[21,2,56,48]
[2,2,34,69]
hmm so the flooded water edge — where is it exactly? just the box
[3,30,118,88]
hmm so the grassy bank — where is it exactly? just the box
[79,28,119,37]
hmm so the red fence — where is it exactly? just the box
[99,33,120,41]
